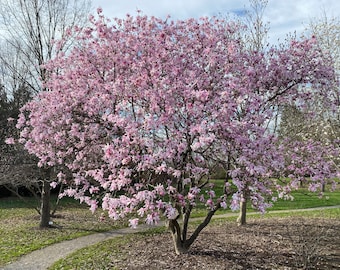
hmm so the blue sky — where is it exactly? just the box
[91,0,339,44]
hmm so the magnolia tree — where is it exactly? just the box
[12,10,339,254]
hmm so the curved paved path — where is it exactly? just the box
[0,225,153,270]
[1,205,339,270]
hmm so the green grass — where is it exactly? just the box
[49,237,119,270]
[232,207,340,224]
[49,226,167,270]
[0,196,125,267]
[49,234,131,270]
[1,182,339,267]
[190,179,340,217]
[270,189,340,210]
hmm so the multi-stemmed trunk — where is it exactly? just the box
[167,205,220,255]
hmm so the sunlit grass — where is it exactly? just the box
[0,197,125,267]
[191,179,340,218]
[49,234,133,270]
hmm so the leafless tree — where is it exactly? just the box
[306,12,340,140]
[279,13,340,188]
[0,0,92,228]
[243,0,269,52]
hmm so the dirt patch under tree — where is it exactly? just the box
[110,217,340,270]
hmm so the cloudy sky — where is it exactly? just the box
[91,0,339,44]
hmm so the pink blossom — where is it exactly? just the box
[207,190,216,198]
[165,205,177,219]
[137,207,146,217]
[230,194,240,211]
[154,184,165,196]
[89,200,98,213]
[220,201,227,209]
[205,199,214,209]
[308,183,320,192]
[57,172,66,181]
[145,213,160,225]
[187,192,196,201]
[99,213,106,222]
[89,186,100,194]
[5,137,15,145]
[129,218,139,229]
[173,170,181,178]
[199,195,205,203]
[50,182,58,189]
[156,200,165,209]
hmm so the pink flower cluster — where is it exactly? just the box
[15,13,338,226]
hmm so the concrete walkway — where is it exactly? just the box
[0,225,152,270]
[1,205,339,270]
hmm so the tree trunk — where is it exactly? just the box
[172,234,189,255]
[167,205,219,254]
[237,191,247,226]
[39,177,51,228]
[51,183,63,216]
[168,219,189,255]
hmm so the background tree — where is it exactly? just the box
[0,0,92,228]
[236,3,339,226]
[13,10,338,255]
[243,0,269,51]
[304,12,339,144]
[0,80,43,210]
[224,0,271,226]
[0,0,92,94]
[278,12,340,190]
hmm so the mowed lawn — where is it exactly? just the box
[190,179,340,217]
[0,196,125,267]
[0,183,339,267]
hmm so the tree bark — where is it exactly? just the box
[237,190,248,226]
[168,205,220,254]
[39,169,51,228]
[168,219,189,255]
[51,183,63,216]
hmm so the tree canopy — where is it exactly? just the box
[12,10,339,253]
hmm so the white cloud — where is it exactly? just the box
[92,0,340,44]
[93,0,249,19]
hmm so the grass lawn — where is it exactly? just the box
[0,183,339,267]
[190,179,340,217]
[48,226,167,270]
[270,189,340,210]
[0,196,125,267]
